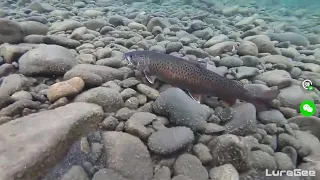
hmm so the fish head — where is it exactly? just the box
[124,51,150,71]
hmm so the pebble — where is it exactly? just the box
[173,153,208,180]
[153,87,210,132]
[147,127,194,155]
[136,83,159,100]
[209,134,251,172]
[209,164,239,180]
[0,103,103,180]
[74,87,124,112]
[18,45,79,76]
[47,77,85,102]
[102,132,153,180]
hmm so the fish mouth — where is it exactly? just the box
[124,53,133,65]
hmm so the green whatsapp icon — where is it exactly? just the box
[300,100,316,116]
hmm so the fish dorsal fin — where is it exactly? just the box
[144,66,156,84]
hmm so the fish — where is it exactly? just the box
[124,50,280,112]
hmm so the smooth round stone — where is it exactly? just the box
[147,127,194,155]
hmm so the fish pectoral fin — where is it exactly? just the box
[144,67,156,84]
[187,91,202,103]
[145,74,156,84]
[220,98,237,107]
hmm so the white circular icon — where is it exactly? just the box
[302,79,312,90]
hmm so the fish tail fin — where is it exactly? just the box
[258,89,281,101]
[250,89,281,112]
[249,99,271,112]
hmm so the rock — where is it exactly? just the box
[237,41,258,56]
[147,17,171,31]
[0,63,15,77]
[0,18,24,44]
[171,175,193,180]
[269,32,309,46]
[209,164,239,180]
[202,123,225,134]
[11,90,32,101]
[28,1,54,13]
[128,22,147,31]
[166,42,183,53]
[95,47,112,59]
[48,97,68,110]
[152,166,171,180]
[43,35,81,49]
[24,34,45,43]
[152,88,210,131]
[173,153,208,180]
[253,70,292,88]
[219,56,243,67]
[61,165,90,180]
[278,85,317,110]
[206,41,238,56]
[47,77,85,102]
[120,88,137,100]
[84,19,106,31]
[259,55,293,69]
[224,103,258,136]
[102,81,122,92]
[0,90,11,109]
[235,66,259,79]
[203,34,229,48]
[64,69,102,88]
[282,146,298,166]
[147,127,194,155]
[77,54,96,64]
[274,152,295,170]
[83,10,103,18]
[19,21,48,36]
[0,99,40,117]
[50,20,83,32]
[244,35,279,55]
[101,116,119,131]
[250,150,277,170]
[0,44,33,63]
[121,77,140,88]
[294,130,320,156]
[115,107,135,121]
[92,168,129,180]
[278,133,311,158]
[0,102,103,180]
[288,116,320,140]
[136,84,159,100]
[74,87,124,112]
[240,56,260,67]
[124,112,154,140]
[65,64,125,84]
[108,15,124,26]
[258,109,287,126]
[0,74,30,95]
[210,134,251,172]
[193,143,213,164]
[18,45,79,76]
[102,132,153,180]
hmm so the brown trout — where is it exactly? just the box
[124,50,280,112]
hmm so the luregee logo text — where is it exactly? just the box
[265,169,316,177]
